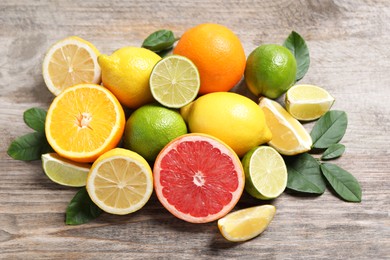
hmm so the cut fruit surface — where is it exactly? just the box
[285,84,335,121]
[86,148,153,215]
[218,205,276,242]
[45,84,125,163]
[242,146,287,200]
[259,98,312,155]
[42,153,90,187]
[153,133,245,223]
[42,36,101,96]
[150,55,200,108]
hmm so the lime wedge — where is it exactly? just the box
[218,205,276,242]
[285,84,335,121]
[150,55,200,108]
[241,146,287,199]
[42,153,90,187]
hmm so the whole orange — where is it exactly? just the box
[173,23,246,94]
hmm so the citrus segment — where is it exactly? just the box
[42,153,90,187]
[98,47,161,109]
[242,146,287,199]
[45,84,125,163]
[86,148,153,215]
[153,133,245,223]
[259,98,312,155]
[218,205,276,242]
[42,36,101,96]
[180,92,272,157]
[173,23,246,94]
[150,55,200,108]
[285,84,335,121]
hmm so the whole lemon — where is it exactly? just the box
[98,47,161,109]
[180,92,272,157]
[245,44,297,99]
[123,104,188,162]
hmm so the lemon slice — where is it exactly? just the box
[86,148,153,215]
[42,36,101,96]
[242,146,287,200]
[218,205,276,242]
[285,84,335,121]
[150,55,200,108]
[41,153,90,187]
[259,97,312,155]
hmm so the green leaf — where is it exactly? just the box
[283,31,310,81]
[66,187,102,225]
[285,153,326,194]
[142,29,178,52]
[320,163,362,202]
[7,132,53,161]
[23,107,47,133]
[310,110,348,149]
[321,143,345,160]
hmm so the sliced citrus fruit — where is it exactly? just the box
[218,205,276,242]
[149,55,200,108]
[42,36,101,96]
[285,84,335,121]
[259,98,312,155]
[45,84,125,163]
[86,148,153,215]
[153,133,245,223]
[241,146,287,200]
[41,153,90,187]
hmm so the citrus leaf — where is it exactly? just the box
[285,153,326,194]
[283,31,310,81]
[321,143,345,160]
[310,110,348,149]
[66,187,102,225]
[142,29,178,52]
[320,163,362,202]
[23,107,47,133]
[7,132,52,161]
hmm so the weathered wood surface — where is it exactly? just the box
[1,0,389,259]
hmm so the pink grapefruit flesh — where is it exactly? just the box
[153,133,245,223]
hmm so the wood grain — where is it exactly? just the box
[1,0,389,259]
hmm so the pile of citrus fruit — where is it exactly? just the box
[39,23,335,242]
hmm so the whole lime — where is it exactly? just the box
[123,104,187,162]
[244,44,297,99]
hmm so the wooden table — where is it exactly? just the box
[1,0,389,259]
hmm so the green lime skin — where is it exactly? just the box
[244,44,297,99]
[123,104,187,162]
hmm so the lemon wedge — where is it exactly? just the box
[285,84,335,121]
[218,205,276,242]
[259,97,312,155]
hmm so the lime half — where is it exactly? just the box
[242,146,287,200]
[150,55,200,108]
[42,153,90,187]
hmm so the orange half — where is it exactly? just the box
[45,84,125,162]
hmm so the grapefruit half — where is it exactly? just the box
[153,133,245,223]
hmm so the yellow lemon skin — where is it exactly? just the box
[98,47,161,109]
[181,92,272,157]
